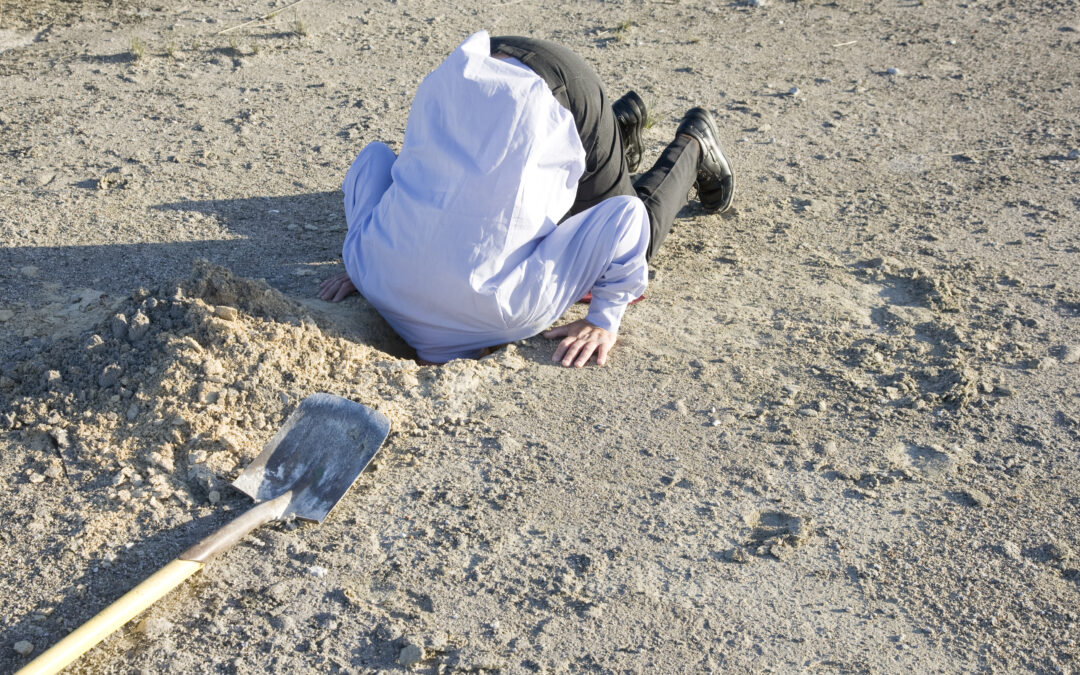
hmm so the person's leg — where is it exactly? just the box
[489,36,634,215]
[636,108,736,261]
[489,38,734,263]
[633,135,700,261]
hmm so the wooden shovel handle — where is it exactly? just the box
[16,492,293,675]
[180,490,292,563]
[15,559,203,675]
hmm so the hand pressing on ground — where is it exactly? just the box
[318,272,357,302]
[543,319,617,367]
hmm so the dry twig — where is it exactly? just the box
[215,0,310,36]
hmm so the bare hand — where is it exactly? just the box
[543,319,617,367]
[318,272,357,302]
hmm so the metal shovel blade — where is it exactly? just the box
[231,393,391,523]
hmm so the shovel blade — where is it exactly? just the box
[232,393,391,522]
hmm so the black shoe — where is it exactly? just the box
[613,91,647,173]
[676,107,734,213]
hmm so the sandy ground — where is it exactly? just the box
[2,0,1079,673]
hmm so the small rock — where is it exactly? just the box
[747,0,766,6]
[214,306,238,321]
[1000,541,1022,561]
[961,487,991,508]
[0,309,13,322]
[98,363,123,388]
[729,546,752,564]
[208,490,221,504]
[787,86,799,96]
[398,643,424,668]
[885,67,900,75]
[798,407,819,417]
[136,617,174,638]
[308,565,328,577]
[14,640,34,656]
[35,172,55,186]
[150,451,174,473]
[1067,149,1080,161]
[1045,540,1074,562]
[109,313,129,339]
[496,433,522,453]
[44,464,62,479]
[49,428,69,449]
[28,472,46,484]
[1060,345,1080,364]
[42,370,62,385]
[127,310,151,340]
[19,265,38,278]
[127,403,139,421]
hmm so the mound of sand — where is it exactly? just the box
[1,262,526,551]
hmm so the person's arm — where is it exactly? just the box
[318,272,357,302]
[543,196,649,367]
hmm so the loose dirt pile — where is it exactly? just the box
[2,262,524,554]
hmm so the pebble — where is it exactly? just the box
[14,640,34,656]
[1068,149,1080,161]
[136,617,174,638]
[398,643,424,668]
[1045,540,1074,562]
[1000,541,1022,561]
[35,172,55,186]
[50,428,69,449]
[787,86,799,96]
[98,364,123,388]
[19,265,38,278]
[208,490,221,504]
[961,487,991,508]
[798,407,819,417]
[109,313,129,339]
[729,546,752,564]
[1060,344,1080,364]
[885,67,901,75]
[0,309,13,322]
[496,434,522,453]
[747,0,766,6]
[214,305,238,321]
[128,310,151,340]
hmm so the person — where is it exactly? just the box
[319,31,733,367]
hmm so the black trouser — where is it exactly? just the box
[490,36,699,262]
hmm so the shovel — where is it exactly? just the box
[17,393,391,675]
